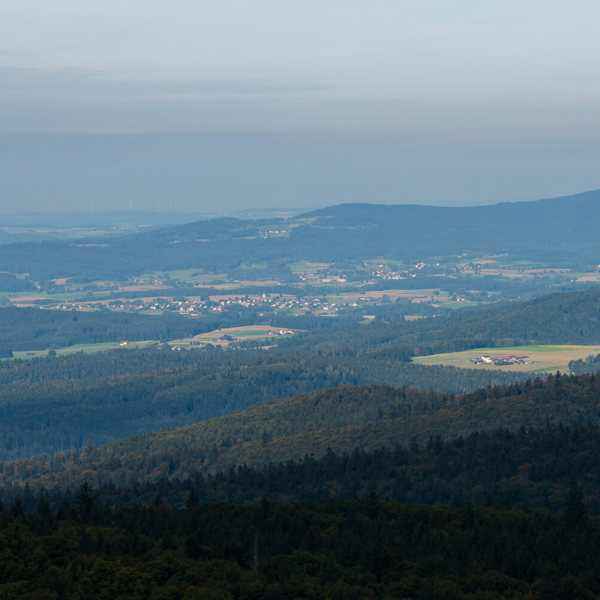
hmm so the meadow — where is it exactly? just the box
[7,325,292,359]
[412,344,600,374]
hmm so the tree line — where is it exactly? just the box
[4,372,600,490]
[0,484,596,598]
[0,344,527,462]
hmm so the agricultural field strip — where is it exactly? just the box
[412,345,600,374]
[8,326,293,360]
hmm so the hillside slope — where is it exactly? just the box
[1,190,600,279]
[280,287,600,354]
[2,287,600,461]
[5,371,600,489]
[18,424,597,514]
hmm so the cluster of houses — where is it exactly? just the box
[297,260,440,285]
[368,261,431,281]
[50,294,341,317]
[260,228,290,238]
[472,354,530,366]
[297,272,348,283]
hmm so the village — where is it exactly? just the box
[48,293,344,317]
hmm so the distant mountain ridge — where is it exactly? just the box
[0,190,599,279]
[298,188,600,221]
[293,189,600,262]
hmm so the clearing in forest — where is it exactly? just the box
[412,345,600,374]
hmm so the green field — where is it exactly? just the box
[10,340,155,360]
[182,325,295,346]
[139,270,230,284]
[288,261,332,273]
[6,326,295,360]
[326,289,447,304]
[412,345,600,374]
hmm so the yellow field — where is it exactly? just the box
[412,345,600,374]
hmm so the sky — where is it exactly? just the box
[2,1,600,214]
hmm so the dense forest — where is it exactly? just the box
[0,273,35,292]
[4,423,600,515]
[4,372,600,489]
[2,286,600,461]
[0,305,290,355]
[298,190,600,266]
[569,352,600,375]
[104,423,600,514]
[0,344,529,461]
[0,489,596,599]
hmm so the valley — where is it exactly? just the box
[8,6,600,595]
[1,195,600,598]
[3,192,600,332]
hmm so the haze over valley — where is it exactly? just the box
[3,189,600,600]
[3,2,600,597]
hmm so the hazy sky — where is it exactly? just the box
[2,1,600,213]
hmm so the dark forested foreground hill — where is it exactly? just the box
[4,372,600,490]
[0,495,597,599]
[101,424,600,514]
[1,189,600,279]
[5,424,600,514]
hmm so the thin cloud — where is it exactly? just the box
[0,66,327,96]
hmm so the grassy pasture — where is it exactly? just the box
[142,270,231,284]
[182,325,295,346]
[412,345,600,374]
[288,261,332,273]
[327,289,447,303]
[6,325,296,360]
[10,340,155,360]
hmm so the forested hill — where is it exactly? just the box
[0,307,223,355]
[280,287,600,354]
[114,424,600,514]
[1,287,599,462]
[5,371,600,490]
[297,189,600,264]
[7,425,599,514]
[1,190,600,279]
[0,345,525,462]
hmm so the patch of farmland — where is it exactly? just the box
[412,345,600,374]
